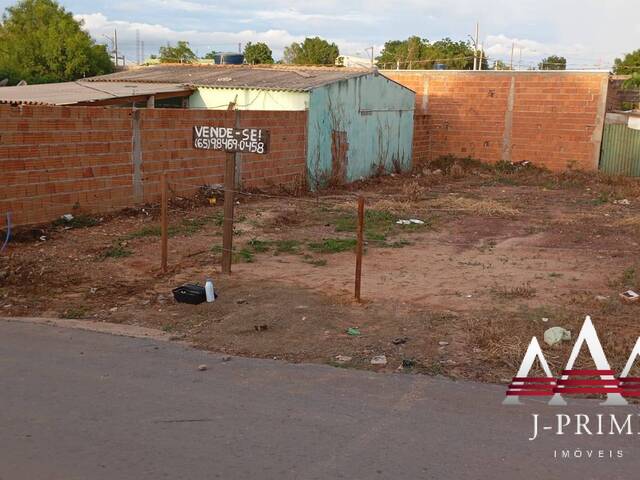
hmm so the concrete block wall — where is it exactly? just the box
[0,104,307,226]
[383,71,609,172]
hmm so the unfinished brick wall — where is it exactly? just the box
[383,71,609,172]
[0,104,307,226]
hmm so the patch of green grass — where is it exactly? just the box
[274,239,301,254]
[123,225,162,239]
[303,256,327,267]
[247,238,271,253]
[53,214,100,229]
[211,245,255,263]
[335,209,396,241]
[60,306,88,319]
[100,241,133,259]
[308,238,357,254]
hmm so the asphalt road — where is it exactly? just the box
[1,319,639,480]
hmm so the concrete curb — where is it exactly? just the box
[0,316,185,343]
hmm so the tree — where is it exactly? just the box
[244,42,273,64]
[375,36,485,70]
[0,0,113,85]
[283,37,339,65]
[538,55,566,70]
[203,51,216,60]
[613,49,640,75]
[159,41,197,63]
[494,60,511,70]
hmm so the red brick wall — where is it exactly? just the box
[0,104,307,226]
[383,71,609,172]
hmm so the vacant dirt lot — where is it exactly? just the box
[3,159,640,383]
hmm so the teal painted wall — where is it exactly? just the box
[306,73,415,188]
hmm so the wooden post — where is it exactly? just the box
[160,172,168,273]
[354,196,365,302]
[221,152,235,274]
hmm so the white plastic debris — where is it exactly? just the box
[541,317,549,323]
[396,219,425,225]
[614,199,631,205]
[335,355,352,364]
[620,290,640,302]
[544,327,571,346]
[61,213,74,222]
[370,355,388,366]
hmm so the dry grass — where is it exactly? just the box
[613,215,640,228]
[426,196,520,217]
[400,180,423,202]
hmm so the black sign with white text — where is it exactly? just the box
[193,126,269,154]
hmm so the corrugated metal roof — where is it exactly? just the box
[88,64,375,92]
[0,81,192,105]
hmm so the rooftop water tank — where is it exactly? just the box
[214,53,245,65]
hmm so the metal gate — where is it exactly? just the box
[599,112,640,176]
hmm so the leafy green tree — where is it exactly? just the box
[203,51,216,60]
[0,0,113,85]
[283,37,339,65]
[244,42,273,64]
[493,60,511,70]
[538,55,566,70]
[376,36,485,70]
[159,41,197,63]
[613,49,640,75]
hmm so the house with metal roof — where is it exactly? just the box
[88,64,416,186]
[0,80,193,107]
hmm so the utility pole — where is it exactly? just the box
[479,42,484,70]
[518,48,522,70]
[365,46,374,67]
[114,29,119,68]
[474,21,479,70]
[510,42,515,70]
[238,42,242,54]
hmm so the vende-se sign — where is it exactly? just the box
[193,126,269,154]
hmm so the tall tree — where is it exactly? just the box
[613,49,640,75]
[159,41,197,63]
[283,37,339,65]
[376,36,484,70]
[203,51,216,60]
[0,0,113,85]
[244,42,273,64]
[538,55,566,70]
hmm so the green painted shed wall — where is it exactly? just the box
[306,73,415,188]
[600,121,640,176]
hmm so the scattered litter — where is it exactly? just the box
[402,358,416,368]
[301,316,307,321]
[620,290,640,303]
[614,199,631,205]
[438,341,449,346]
[334,355,352,364]
[392,336,408,345]
[465,294,472,298]
[221,355,232,362]
[109,307,118,312]
[254,324,268,332]
[61,213,74,222]
[370,355,387,366]
[541,317,549,323]
[346,327,361,336]
[172,284,206,305]
[197,364,208,371]
[204,278,217,303]
[89,287,97,294]
[396,219,425,225]
[39,235,47,242]
[544,327,571,346]
[595,295,609,303]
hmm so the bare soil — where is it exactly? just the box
[4,162,640,383]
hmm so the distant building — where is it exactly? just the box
[336,55,373,68]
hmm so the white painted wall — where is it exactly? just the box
[189,87,309,111]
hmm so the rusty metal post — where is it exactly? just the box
[160,172,168,273]
[221,151,236,274]
[355,196,365,301]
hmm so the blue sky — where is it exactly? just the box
[1,0,638,68]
